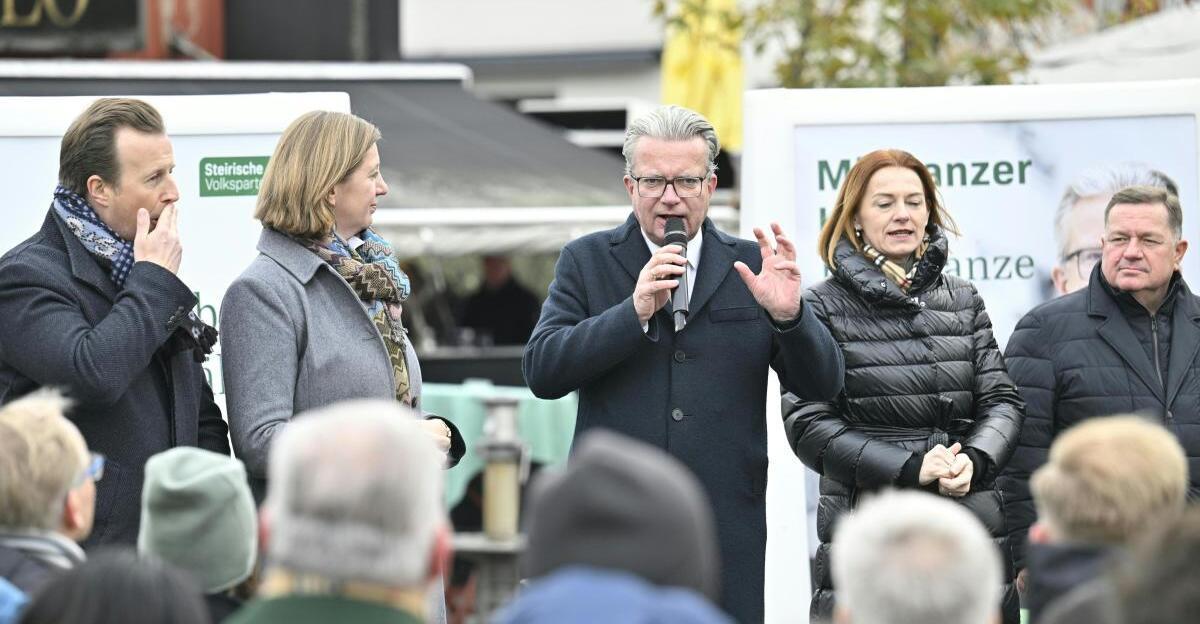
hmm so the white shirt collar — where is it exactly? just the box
[640,227,703,271]
[641,227,701,305]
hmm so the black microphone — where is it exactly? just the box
[664,217,689,331]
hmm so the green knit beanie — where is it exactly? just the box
[138,447,258,592]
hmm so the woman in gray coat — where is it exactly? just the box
[220,110,464,502]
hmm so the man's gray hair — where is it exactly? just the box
[622,105,720,176]
[265,400,444,587]
[1106,185,1185,242]
[832,490,1001,624]
[1055,162,1178,259]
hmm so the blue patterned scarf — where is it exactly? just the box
[51,185,136,287]
[306,227,413,403]
[50,185,217,362]
[325,228,411,311]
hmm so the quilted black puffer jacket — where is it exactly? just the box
[783,231,1025,624]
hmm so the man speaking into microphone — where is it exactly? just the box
[523,105,844,623]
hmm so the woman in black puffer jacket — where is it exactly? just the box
[784,149,1024,624]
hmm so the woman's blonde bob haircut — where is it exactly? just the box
[817,148,959,269]
[255,111,382,239]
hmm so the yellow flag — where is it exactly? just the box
[661,0,744,151]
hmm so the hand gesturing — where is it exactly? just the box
[734,223,802,322]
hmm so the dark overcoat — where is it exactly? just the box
[523,214,845,623]
[0,210,230,547]
[999,265,1200,571]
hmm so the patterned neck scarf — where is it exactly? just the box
[306,228,413,404]
[857,228,930,293]
[50,185,218,362]
[52,185,135,286]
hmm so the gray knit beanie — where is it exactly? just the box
[138,447,258,593]
[522,429,720,600]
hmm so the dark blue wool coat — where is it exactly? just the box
[0,210,229,548]
[524,215,844,623]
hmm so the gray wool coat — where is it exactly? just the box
[523,215,845,623]
[220,227,456,624]
[220,228,461,496]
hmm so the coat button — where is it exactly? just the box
[671,408,684,421]
[674,350,686,363]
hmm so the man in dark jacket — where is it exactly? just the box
[1000,185,1200,590]
[0,390,96,595]
[523,105,844,623]
[0,98,229,548]
[459,255,540,345]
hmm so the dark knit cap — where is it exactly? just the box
[522,429,720,600]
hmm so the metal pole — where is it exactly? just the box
[349,0,368,61]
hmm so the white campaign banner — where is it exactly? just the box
[792,115,1199,346]
[0,92,352,412]
[744,80,1200,347]
[746,80,1200,622]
